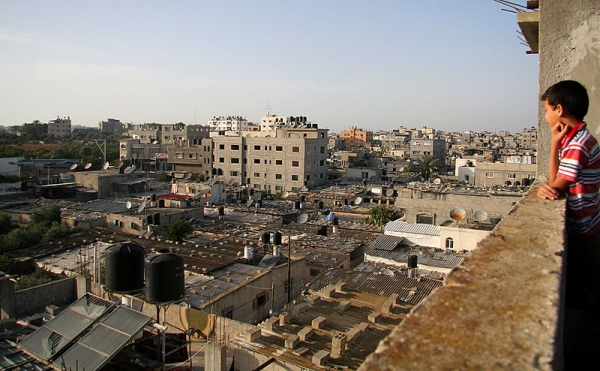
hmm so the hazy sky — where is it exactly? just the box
[0,1,539,133]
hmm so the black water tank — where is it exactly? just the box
[145,249,185,303]
[273,231,282,246]
[153,213,160,225]
[294,200,301,209]
[151,194,156,201]
[317,226,327,236]
[408,254,418,269]
[333,217,339,226]
[158,199,165,208]
[318,201,324,210]
[219,206,225,216]
[105,241,145,292]
[146,215,153,225]
[300,195,305,203]
[261,232,270,244]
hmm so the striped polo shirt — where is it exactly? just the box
[558,123,600,238]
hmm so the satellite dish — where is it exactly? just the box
[281,191,289,199]
[84,163,92,170]
[138,200,147,213]
[354,196,363,205]
[299,186,308,192]
[433,178,442,184]
[124,166,135,174]
[474,210,488,222]
[450,208,466,221]
[246,200,254,207]
[183,172,192,181]
[297,214,309,224]
[228,178,236,187]
[115,161,124,169]
[102,162,109,170]
[125,201,132,209]
[69,163,78,170]
[386,189,394,197]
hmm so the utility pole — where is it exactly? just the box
[287,235,292,303]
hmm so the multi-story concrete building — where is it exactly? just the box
[207,116,250,132]
[407,138,446,164]
[119,139,168,171]
[167,138,213,175]
[99,118,126,135]
[259,114,310,132]
[519,127,538,149]
[474,162,536,187]
[340,127,373,148]
[127,123,210,145]
[212,125,329,192]
[47,117,71,137]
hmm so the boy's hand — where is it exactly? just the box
[551,122,570,147]
[537,183,561,200]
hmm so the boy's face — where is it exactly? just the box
[544,99,562,127]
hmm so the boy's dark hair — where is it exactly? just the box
[541,80,589,121]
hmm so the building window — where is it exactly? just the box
[292,175,299,181]
[446,237,454,249]
[231,158,239,164]
[219,144,225,150]
[292,161,299,167]
[276,146,283,151]
[275,174,282,180]
[254,159,260,164]
[320,146,325,153]
[254,172,260,178]
[175,153,184,159]
[254,184,261,190]
[276,160,283,165]
[275,185,283,191]
[306,161,311,167]
[253,292,269,309]
[230,171,238,176]
[254,145,261,150]
[292,146,300,152]
[231,144,240,150]
[508,173,516,179]
[485,172,494,178]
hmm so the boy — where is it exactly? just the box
[537,80,600,310]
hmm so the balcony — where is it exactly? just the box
[359,179,591,369]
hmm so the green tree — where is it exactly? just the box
[368,205,401,227]
[43,222,78,242]
[15,268,66,291]
[31,204,62,226]
[0,213,16,235]
[417,155,439,181]
[162,219,193,242]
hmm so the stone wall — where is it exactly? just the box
[15,277,77,317]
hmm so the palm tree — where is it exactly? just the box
[369,205,401,227]
[418,155,439,181]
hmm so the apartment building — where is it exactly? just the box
[99,118,126,135]
[207,116,250,132]
[167,138,213,175]
[127,123,210,145]
[259,114,309,132]
[407,138,446,164]
[47,117,71,137]
[212,125,329,192]
[340,126,373,148]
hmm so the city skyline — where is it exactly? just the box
[1,1,539,134]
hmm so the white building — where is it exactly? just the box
[207,116,250,132]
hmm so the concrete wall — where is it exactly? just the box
[395,188,522,225]
[538,0,600,177]
[15,277,77,317]
[439,226,491,252]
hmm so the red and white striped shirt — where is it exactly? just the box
[558,123,600,237]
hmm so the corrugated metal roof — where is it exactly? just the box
[58,307,151,371]
[366,248,466,269]
[370,234,404,251]
[18,294,114,362]
[385,221,440,236]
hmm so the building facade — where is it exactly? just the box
[207,116,250,132]
[212,126,329,192]
[48,117,71,137]
[340,127,373,148]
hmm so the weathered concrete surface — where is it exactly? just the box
[359,182,566,370]
[538,0,600,178]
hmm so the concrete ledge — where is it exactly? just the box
[359,183,566,370]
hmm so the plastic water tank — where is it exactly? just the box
[273,231,282,246]
[244,246,254,259]
[408,254,418,269]
[105,241,145,292]
[261,232,270,244]
[145,249,185,303]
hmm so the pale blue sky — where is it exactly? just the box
[0,1,539,133]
